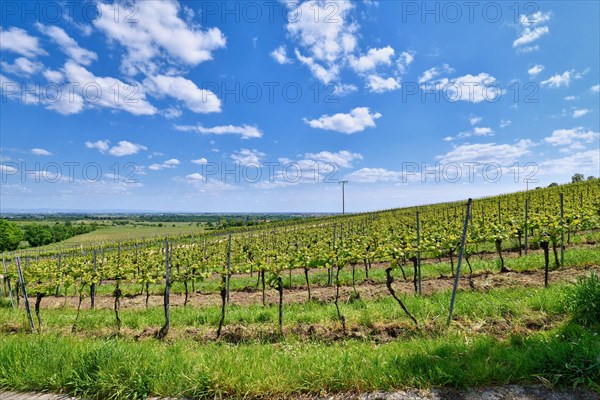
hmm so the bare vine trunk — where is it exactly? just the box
[384,268,418,326]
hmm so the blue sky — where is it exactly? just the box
[1,0,599,212]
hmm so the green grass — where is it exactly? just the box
[0,283,571,336]
[0,323,598,399]
[2,266,599,398]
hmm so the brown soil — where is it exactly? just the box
[37,264,600,312]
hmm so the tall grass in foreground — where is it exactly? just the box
[0,324,598,399]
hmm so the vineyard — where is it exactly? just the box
[1,180,600,399]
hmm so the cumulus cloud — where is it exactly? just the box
[304,150,363,168]
[144,74,221,114]
[304,107,382,134]
[418,64,453,84]
[270,46,292,64]
[61,61,157,115]
[286,0,357,83]
[94,0,226,74]
[174,124,262,139]
[366,75,400,93]
[85,140,110,153]
[0,27,47,58]
[543,127,598,152]
[35,23,97,65]
[437,140,533,165]
[1,57,44,76]
[345,168,403,183]
[572,109,592,118]
[231,149,265,164]
[513,11,551,50]
[108,141,148,157]
[149,159,180,171]
[538,150,600,176]
[541,71,572,88]
[396,51,415,74]
[191,157,208,165]
[528,64,544,77]
[87,140,147,156]
[349,46,395,73]
[30,148,53,156]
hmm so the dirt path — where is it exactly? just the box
[36,264,600,311]
[1,385,598,400]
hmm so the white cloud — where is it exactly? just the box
[541,71,572,88]
[591,84,600,92]
[564,96,577,101]
[538,150,600,176]
[334,83,358,96]
[366,75,400,93]
[144,74,221,114]
[108,141,148,157]
[149,158,180,171]
[30,148,53,156]
[191,157,208,165]
[516,45,539,54]
[43,69,63,82]
[500,119,512,128]
[174,124,262,139]
[186,173,205,181]
[573,109,592,118]
[231,149,265,164]
[349,46,395,73]
[85,140,110,153]
[544,127,598,152]
[270,46,292,64]
[514,11,551,49]
[455,127,495,139]
[345,168,402,183]
[513,26,549,48]
[443,73,503,103]
[304,107,382,134]
[35,23,97,65]
[304,150,363,168]
[162,106,182,119]
[397,51,415,74]
[1,57,44,76]
[473,127,495,136]
[437,140,533,165]
[528,64,544,77]
[287,1,357,83]
[469,115,482,126]
[0,27,47,58]
[519,11,552,26]
[61,61,156,115]
[94,0,226,74]
[0,164,18,174]
[294,50,340,84]
[418,64,453,84]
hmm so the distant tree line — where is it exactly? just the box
[0,220,97,251]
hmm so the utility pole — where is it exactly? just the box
[339,180,348,214]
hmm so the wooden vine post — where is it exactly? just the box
[524,198,529,256]
[226,233,232,304]
[157,240,171,340]
[90,249,97,309]
[16,257,35,333]
[447,198,473,328]
[3,257,15,309]
[559,193,565,267]
[416,211,422,295]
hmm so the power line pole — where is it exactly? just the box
[339,180,348,214]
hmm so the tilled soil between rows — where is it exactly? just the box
[36,264,600,311]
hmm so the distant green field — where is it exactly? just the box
[19,224,206,252]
